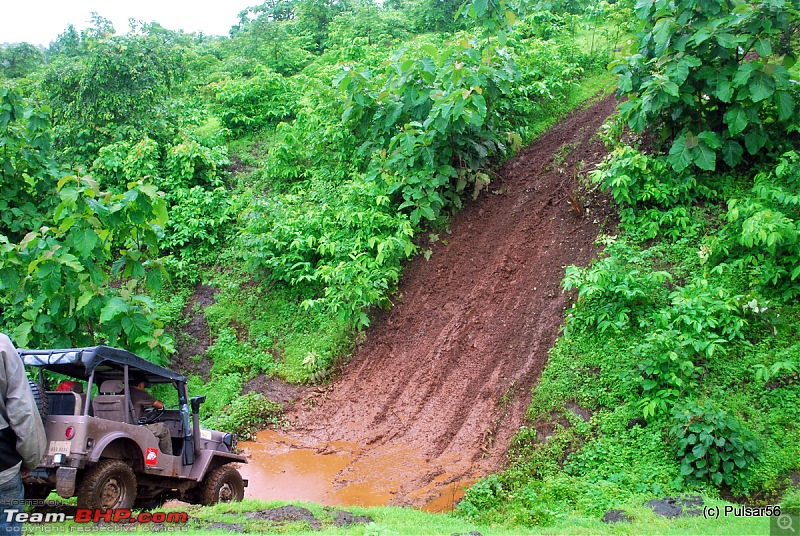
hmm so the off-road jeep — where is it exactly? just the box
[20,346,247,509]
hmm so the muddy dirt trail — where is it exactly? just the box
[241,94,618,509]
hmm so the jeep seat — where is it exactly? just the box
[91,379,132,423]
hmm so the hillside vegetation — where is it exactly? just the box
[1,0,618,424]
[3,0,800,530]
[456,0,800,527]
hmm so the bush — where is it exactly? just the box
[213,67,297,135]
[612,0,800,171]
[203,392,282,441]
[458,475,505,520]
[720,151,800,298]
[562,236,671,333]
[590,146,717,239]
[671,400,762,490]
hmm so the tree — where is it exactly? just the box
[613,0,800,171]
[47,25,81,58]
[0,43,44,79]
[0,88,173,360]
[43,24,185,160]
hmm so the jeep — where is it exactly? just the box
[20,345,247,509]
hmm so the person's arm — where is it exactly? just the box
[0,334,47,470]
[135,388,164,410]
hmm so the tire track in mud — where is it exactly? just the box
[252,95,619,508]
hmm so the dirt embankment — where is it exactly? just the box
[267,94,619,507]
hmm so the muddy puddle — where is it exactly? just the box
[239,429,473,512]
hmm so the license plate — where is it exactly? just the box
[48,441,71,455]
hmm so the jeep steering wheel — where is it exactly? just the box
[140,408,164,424]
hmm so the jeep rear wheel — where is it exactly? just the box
[201,465,244,505]
[77,459,137,510]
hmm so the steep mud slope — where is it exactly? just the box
[281,95,618,507]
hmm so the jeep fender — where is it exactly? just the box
[88,432,144,466]
[189,450,247,482]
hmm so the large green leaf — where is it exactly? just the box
[748,71,775,103]
[775,91,795,122]
[724,106,748,136]
[720,140,743,167]
[744,129,768,154]
[99,296,129,323]
[668,136,692,171]
[71,227,99,258]
[693,142,717,171]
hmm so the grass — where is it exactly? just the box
[527,69,616,143]
[22,497,776,535]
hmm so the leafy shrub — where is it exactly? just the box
[458,475,505,520]
[337,36,518,224]
[203,391,282,441]
[326,5,412,62]
[206,328,275,378]
[656,278,747,355]
[0,92,173,360]
[241,178,416,329]
[43,24,187,161]
[163,186,234,259]
[503,35,584,134]
[671,400,762,489]
[629,277,747,417]
[191,372,243,419]
[165,138,229,187]
[563,236,671,333]
[612,0,800,171]
[213,67,298,135]
[591,146,717,239]
[720,151,800,297]
[631,329,704,417]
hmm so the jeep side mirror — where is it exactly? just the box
[190,395,206,413]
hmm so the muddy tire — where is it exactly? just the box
[200,465,244,505]
[77,459,137,510]
[29,380,48,422]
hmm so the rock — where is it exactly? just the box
[646,495,704,518]
[206,522,244,533]
[247,505,321,530]
[161,499,191,509]
[332,510,373,527]
[627,417,647,429]
[602,509,631,523]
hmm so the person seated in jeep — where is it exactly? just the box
[128,376,172,455]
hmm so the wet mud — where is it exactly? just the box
[243,95,619,508]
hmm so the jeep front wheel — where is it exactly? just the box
[201,465,244,505]
[77,459,137,510]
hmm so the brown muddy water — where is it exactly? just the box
[238,429,473,512]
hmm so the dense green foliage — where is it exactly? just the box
[2,0,614,436]
[459,0,800,526]
[613,0,800,171]
[0,88,173,361]
[8,0,798,528]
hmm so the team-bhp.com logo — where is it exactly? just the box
[4,508,188,524]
